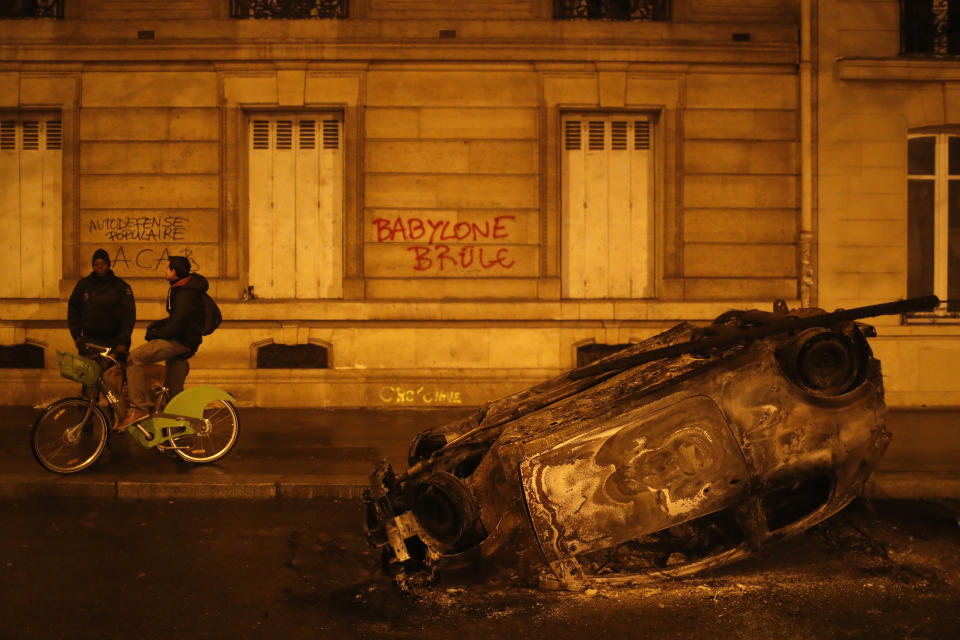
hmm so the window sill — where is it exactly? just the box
[904,312,960,325]
[838,57,960,82]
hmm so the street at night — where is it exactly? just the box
[2,497,959,639]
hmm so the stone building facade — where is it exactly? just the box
[818,0,960,410]
[2,0,807,408]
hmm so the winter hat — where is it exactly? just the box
[168,256,191,279]
[91,248,110,267]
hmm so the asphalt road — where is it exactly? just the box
[1,498,959,640]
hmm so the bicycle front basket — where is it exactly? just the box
[57,350,101,386]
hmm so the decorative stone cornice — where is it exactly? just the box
[838,57,960,82]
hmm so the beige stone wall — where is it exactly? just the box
[79,102,222,280]
[363,67,541,297]
[817,0,960,409]
[0,8,802,408]
[682,72,799,300]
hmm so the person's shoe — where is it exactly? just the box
[115,408,149,432]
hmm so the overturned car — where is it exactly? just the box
[364,296,938,590]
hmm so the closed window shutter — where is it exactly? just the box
[634,121,650,150]
[588,121,605,150]
[46,120,62,150]
[0,114,62,298]
[276,120,293,150]
[0,121,15,150]
[564,120,581,150]
[22,121,39,150]
[562,113,654,299]
[248,113,344,299]
[299,120,316,150]
[322,120,339,150]
[252,120,270,150]
[611,121,627,150]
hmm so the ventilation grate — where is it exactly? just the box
[588,121,604,150]
[611,121,627,150]
[322,120,339,149]
[299,120,316,150]
[252,120,270,149]
[276,120,293,150]
[256,343,329,369]
[564,120,581,150]
[46,120,62,150]
[635,121,650,150]
[22,121,39,150]
[0,121,14,150]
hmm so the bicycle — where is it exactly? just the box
[32,343,240,474]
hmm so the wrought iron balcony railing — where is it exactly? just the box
[0,0,63,19]
[231,0,347,19]
[901,0,960,56]
[554,0,670,21]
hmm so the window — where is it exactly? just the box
[0,115,62,298]
[554,0,670,21]
[561,114,654,299]
[0,0,63,19]
[907,132,960,311]
[901,0,960,56]
[230,0,347,19]
[248,114,343,299]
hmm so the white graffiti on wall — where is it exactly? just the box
[378,385,463,405]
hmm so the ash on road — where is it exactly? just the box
[1,498,958,640]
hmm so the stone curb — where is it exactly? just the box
[864,472,960,500]
[0,476,369,500]
[2,472,959,501]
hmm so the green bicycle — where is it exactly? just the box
[32,343,240,474]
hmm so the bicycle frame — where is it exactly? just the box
[36,344,240,473]
[126,386,237,448]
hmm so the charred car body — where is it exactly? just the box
[364,296,938,590]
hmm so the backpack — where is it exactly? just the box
[201,292,222,336]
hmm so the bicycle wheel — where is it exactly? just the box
[31,398,108,474]
[172,399,239,463]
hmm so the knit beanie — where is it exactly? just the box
[168,256,191,279]
[91,248,110,267]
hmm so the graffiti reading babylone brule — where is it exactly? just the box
[371,214,517,273]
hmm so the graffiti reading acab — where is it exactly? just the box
[110,246,199,273]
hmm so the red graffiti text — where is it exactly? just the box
[407,245,515,272]
[372,215,515,244]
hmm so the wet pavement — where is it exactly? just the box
[0,405,473,499]
[1,404,959,500]
[1,496,958,639]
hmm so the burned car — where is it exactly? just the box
[364,296,938,590]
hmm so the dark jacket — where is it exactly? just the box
[145,273,209,352]
[67,270,136,348]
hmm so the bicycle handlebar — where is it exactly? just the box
[81,343,122,365]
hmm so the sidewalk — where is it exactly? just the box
[0,405,473,500]
[2,404,958,500]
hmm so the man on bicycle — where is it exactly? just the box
[118,255,209,430]
[67,248,136,355]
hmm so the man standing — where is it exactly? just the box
[67,248,136,353]
[119,255,209,429]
